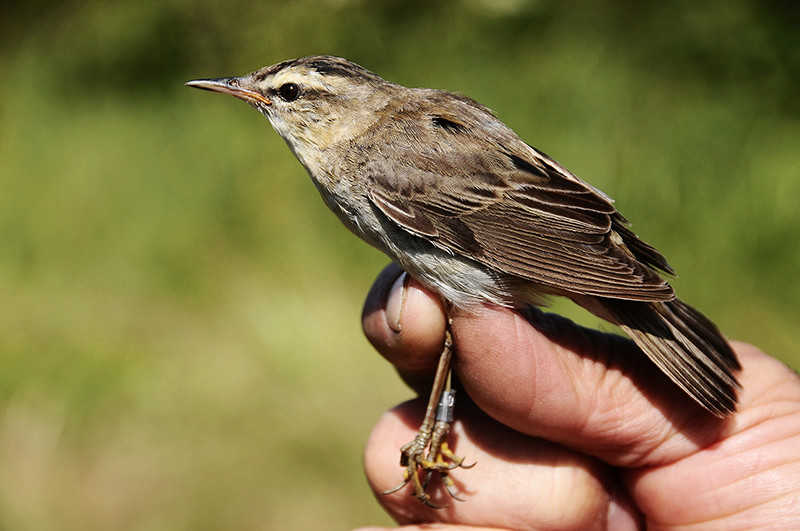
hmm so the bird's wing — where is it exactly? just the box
[361,101,675,301]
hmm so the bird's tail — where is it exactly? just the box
[590,297,741,416]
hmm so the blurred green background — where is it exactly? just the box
[1,0,798,528]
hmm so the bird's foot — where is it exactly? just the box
[383,401,474,507]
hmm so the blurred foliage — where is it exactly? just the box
[0,0,798,528]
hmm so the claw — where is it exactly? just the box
[382,481,407,496]
[439,442,476,469]
[383,421,471,506]
[381,321,475,506]
[382,473,410,496]
[440,470,465,502]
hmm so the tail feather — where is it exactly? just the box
[602,298,741,417]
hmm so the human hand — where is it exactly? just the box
[360,264,800,530]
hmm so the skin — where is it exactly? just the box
[359,264,800,530]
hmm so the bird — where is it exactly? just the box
[186,55,740,505]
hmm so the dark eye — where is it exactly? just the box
[278,83,300,101]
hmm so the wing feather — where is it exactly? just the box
[359,94,675,301]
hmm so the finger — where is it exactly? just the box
[362,264,447,393]
[364,397,642,529]
[623,343,800,528]
[363,269,730,465]
[355,526,511,531]
[450,305,733,465]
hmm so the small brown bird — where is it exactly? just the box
[187,55,740,505]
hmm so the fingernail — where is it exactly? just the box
[384,271,408,333]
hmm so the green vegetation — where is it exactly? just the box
[1,1,798,528]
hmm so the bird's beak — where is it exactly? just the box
[185,77,272,107]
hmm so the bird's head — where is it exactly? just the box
[187,56,397,164]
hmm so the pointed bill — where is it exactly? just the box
[186,77,272,107]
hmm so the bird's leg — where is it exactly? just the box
[383,318,471,506]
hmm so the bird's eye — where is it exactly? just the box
[278,83,300,102]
